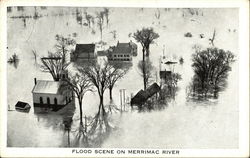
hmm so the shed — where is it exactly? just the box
[71,44,96,61]
[160,71,172,80]
[131,83,160,108]
[15,101,31,111]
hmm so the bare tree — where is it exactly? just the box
[209,29,216,46]
[79,62,115,140]
[55,34,76,63]
[96,11,105,42]
[107,64,128,100]
[103,8,110,26]
[40,35,75,81]
[40,52,70,81]
[110,30,117,40]
[66,72,92,125]
[80,61,113,114]
[155,8,161,20]
[84,12,94,28]
[138,59,154,90]
[32,49,38,62]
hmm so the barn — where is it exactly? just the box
[131,83,160,110]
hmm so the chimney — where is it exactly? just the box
[34,78,37,85]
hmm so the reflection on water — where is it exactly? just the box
[7,7,238,148]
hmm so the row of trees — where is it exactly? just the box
[76,8,110,43]
[40,34,127,129]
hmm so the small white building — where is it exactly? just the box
[32,78,74,112]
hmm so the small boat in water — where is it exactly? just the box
[15,101,31,113]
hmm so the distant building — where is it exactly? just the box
[15,101,31,112]
[31,74,74,112]
[131,83,160,110]
[70,44,96,62]
[160,70,172,84]
[108,41,137,61]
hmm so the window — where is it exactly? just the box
[47,97,50,104]
[40,97,43,104]
[54,98,57,105]
[114,55,116,57]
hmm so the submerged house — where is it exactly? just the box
[131,83,160,110]
[15,101,31,112]
[108,41,137,61]
[31,75,74,112]
[70,44,96,62]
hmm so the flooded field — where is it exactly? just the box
[7,7,238,148]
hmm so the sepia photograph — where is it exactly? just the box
[0,0,249,157]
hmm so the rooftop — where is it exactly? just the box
[32,80,61,94]
[113,43,132,54]
[15,101,30,108]
[75,44,95,54]
[131,83,160,106]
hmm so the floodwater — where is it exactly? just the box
[7,7,238,148]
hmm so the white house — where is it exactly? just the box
[32,78,74,112]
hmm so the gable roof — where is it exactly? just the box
[113,43,132,54]
[15,101,29,108]
[75,44,95,54]
[145,83,161,97]
[32,80,61,94]
[131,83,160,106]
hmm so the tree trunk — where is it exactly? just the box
[78,98,83,125]
[99,94,106,115]
[109,87,113,100]
[142,47,145,62]
[142,60,147,90]
[213,85,218,98]
[142,47,147,90]
[145,45,150,57]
